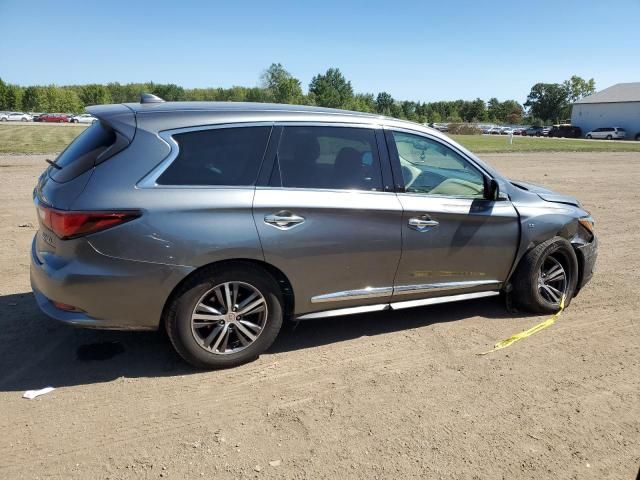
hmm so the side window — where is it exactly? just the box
[157,126,271,186]
[391,131,485,198]
[276,126,383,191]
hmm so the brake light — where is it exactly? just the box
[37,203,140,239]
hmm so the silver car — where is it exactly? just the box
[31,96,598,368]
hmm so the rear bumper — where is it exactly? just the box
[30,234,193,330]
[575,235,598,291]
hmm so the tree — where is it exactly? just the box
[309,68,353,108]
[261,63,303,104]
[524,83,569,123]
[80,84,111,106]
[348,93,376,113]
[375,92,394,115]
[564,75,596,104]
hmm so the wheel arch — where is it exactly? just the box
[160,258,295,328]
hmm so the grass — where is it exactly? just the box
[0,123,87,154]
[1,123,639,155]
[449,134,640,153]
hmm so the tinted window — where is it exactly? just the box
[391,131,485,198]
[276,126,383,191]
[158,126,271,186]
[50,121,117,183]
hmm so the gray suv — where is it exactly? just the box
[30,97,598,368]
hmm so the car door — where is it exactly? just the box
[384,128,519,303]
[253,123,402,316]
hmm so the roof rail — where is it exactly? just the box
[140,93,165,104]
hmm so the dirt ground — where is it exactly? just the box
[0,152,638,479]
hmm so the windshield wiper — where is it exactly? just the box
[46,159,62,170]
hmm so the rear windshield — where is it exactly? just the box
[50,122,116,182]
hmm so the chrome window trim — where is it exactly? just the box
[137,121,274,189]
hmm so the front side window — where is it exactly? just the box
[391,131,485,198]
[158,126,271,186]
[276,126,383,191]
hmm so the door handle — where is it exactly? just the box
[264,211,305,230]
[408,216,439,232]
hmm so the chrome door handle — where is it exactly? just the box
[264,211,305,230]
[408,216,439,232]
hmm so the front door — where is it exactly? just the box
[385,129,519,301]
[253,124,402,315]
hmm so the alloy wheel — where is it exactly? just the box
[190,281,267,355]
[538,255,567,305]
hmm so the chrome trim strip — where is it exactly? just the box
[297,291,500,320]
[297,304,389,320]
[393,280,501,296]
[390,291,500,310]
[311,286,393,303]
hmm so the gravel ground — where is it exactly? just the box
[0,152,638,479]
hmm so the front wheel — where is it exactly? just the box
[606,135,612,140]
[511,237,578,314]
[586,134,592,139]
[165,264,283,369]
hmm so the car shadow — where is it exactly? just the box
[0,291,524,392]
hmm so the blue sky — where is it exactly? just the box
[1,0,638,103]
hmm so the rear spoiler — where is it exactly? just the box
[86,104,137,142]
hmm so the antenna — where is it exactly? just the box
[140,93,165,104]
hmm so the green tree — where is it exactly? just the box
[80,84,111,106]
[22,86,48,112]
[524,83,569,124]
[347,93,376,113]
[261,63,303,104]
[4,84,24,110]
[564,75,596,104]
[309,68,353,108]
[0,78,7,110]
[375,92,394,115]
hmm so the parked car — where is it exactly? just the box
[542,126,552,136]
[481,125,493,134]
[70,113,98,124]
[31,113,45,122]
[40,113,70,123]
[489,127,502,135]
[30,98,598,368]
[524,126,544,137]
[585,127,626,140]
[0,111,32,122]
[500,127,514,135]
[548,125,582,138]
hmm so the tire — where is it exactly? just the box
[606,135,612,140]
[21,118,27,122]
[586,134,592,139]
[165,263,283,369]
[635,133,640,141]
[511,237,579,314]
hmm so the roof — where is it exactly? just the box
[574,82,640,104]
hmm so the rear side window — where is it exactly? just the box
[275,126,383,191]
[158,126,271,186]
[50,121,117,183]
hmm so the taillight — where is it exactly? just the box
[37,203,140,239]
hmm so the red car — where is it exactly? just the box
[40,113,69,123]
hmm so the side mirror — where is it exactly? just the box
[484,178,506,201]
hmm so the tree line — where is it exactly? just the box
[0,64,595,125]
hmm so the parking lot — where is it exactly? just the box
[0,149,638,479]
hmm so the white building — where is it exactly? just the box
[571,82,640,140]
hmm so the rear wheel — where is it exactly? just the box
[586,134,592,139]
[165,264,283,369]
[511,237,578,313]
[606,135,612,140]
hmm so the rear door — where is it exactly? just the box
[385,128,519,302]
[253,123,402,316]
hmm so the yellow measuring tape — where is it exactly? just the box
[478,295,566,355]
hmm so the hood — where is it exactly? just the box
[510,180,582,207]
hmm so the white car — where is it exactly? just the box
[70,113,98,124]
[585,127,626,140]
[0,112,32,122]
